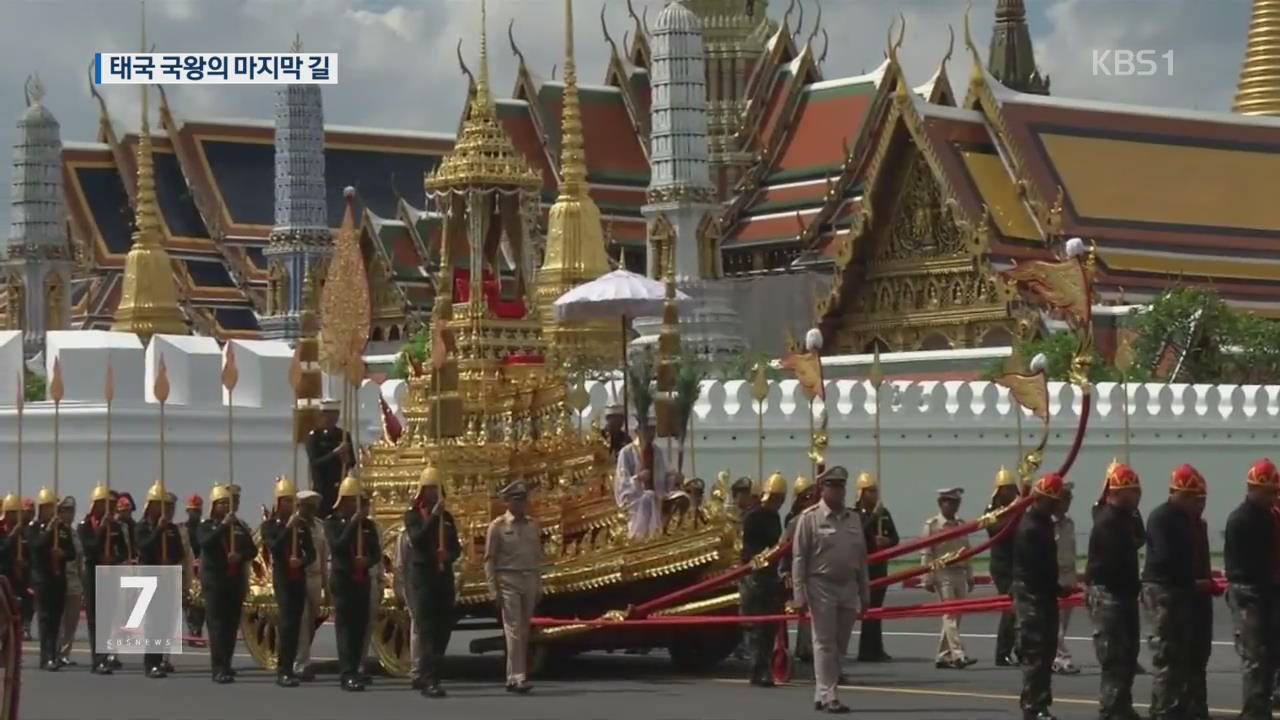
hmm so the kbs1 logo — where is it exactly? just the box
[1092,49,1174,77]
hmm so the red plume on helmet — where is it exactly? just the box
[1034,473,1066,500]
[1170,464,1207,496]
[1247,458,1279,487]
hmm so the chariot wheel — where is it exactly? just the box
[240,603,280,671]
[371,606,412,678]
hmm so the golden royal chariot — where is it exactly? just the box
[230,3,1100,673]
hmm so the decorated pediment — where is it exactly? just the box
[831,149,1012,353]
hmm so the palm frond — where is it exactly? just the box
[628,350,655,425]
[674,355,706,436]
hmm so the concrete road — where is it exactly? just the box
[20,589,1248,720]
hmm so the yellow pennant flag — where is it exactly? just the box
[222,343,239,392]
[994,370,1050,423]
[154,355,171,404]
[50,357,65,404]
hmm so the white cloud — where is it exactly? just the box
[0,0,1259,234]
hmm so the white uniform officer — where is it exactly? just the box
[484,481,543,693]
[791,466,871,714]
[922,487,976,669]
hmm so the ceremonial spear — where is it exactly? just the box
[155,356,170,563]
[222,345,239,546]
[51,360,65,561]
[1113,334,1136,464]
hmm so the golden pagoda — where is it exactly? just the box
[112,5,187,340]
[536,0,617,369]
[1233,0,1280,115]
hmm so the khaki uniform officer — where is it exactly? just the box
[294,490,329,680]
[922,487,976,669]
[484,481,543,693]
[791,466,870,715]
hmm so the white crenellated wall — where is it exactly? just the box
[4,329,1278,550]
[0,331,385,520]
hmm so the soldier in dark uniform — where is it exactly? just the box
[1143,464,1206,720]
[116,494,138,561]
[601,403,631,459]
[404,466,462,698]
[740,472,785,687]
[135,483,187,678]
[1086,462,1144,720]
[19,497,35,640]
[0,494,29,645]
[1186,487,1215,720]
[78,483,127,674]
[260,477,315,688]
[780,475,818,664]
[198,484,257,684]
[29,487,72,671]
[854,471,898,663]
[325,475,382,692]
[987,467,1021,666]
[180,494,205,642]
[1012,473,1067,720]
[1224,458,1280,720]
[306,400,353,519]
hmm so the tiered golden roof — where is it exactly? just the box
[425,0,541,191]
[112,5,187,339]
[1233,0,1280,115]
[536,0,616,366]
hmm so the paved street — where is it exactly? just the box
[22,589,1248,720]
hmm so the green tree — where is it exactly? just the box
[715,349,781,382]
[24,368,45,402]
[390,327,430,379]
[984,330,1115,382]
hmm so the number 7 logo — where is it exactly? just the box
[120,576,158,629]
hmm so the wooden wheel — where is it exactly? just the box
[371,605,412,678]
[240,602,280,671]
[0,578,18,720]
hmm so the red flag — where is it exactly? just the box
[379,393,403,443]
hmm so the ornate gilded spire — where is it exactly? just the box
[1233,0,1280,115]
[537,0,614,365]
[425,0,540,191]
[987,0,1048,95]
[112,0,187,339]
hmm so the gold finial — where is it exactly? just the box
[536,0,613,364]
[113,0,187,339]
[291,32,303,53]
[1233,0,1280,115]
[425,0,540,191]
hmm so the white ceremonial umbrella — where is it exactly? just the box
[553,269,693,433]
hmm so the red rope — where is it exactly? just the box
[629,541,791,618]
[532,591,1086,628]
[869,500,1027,591]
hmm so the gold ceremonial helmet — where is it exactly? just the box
[857,471,877,490]
[994,466,1016,487]
[145,481,167,504]
[90,483,112,503]
[419,466,442,490]
[793,475,814,496]
[335,475,364,508]
[1,494,20,513]
[209,484,232,504]
[36,487,58,506]
[761,471,788,502]
[274,476,298,500]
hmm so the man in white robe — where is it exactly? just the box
[614,413,677,539]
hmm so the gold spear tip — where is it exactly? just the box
[50,357,65,403]
[868,348,883,387]
[751,362,770,403]
[154,355,171,403]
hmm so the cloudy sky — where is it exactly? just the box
[0,0,1258,232]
